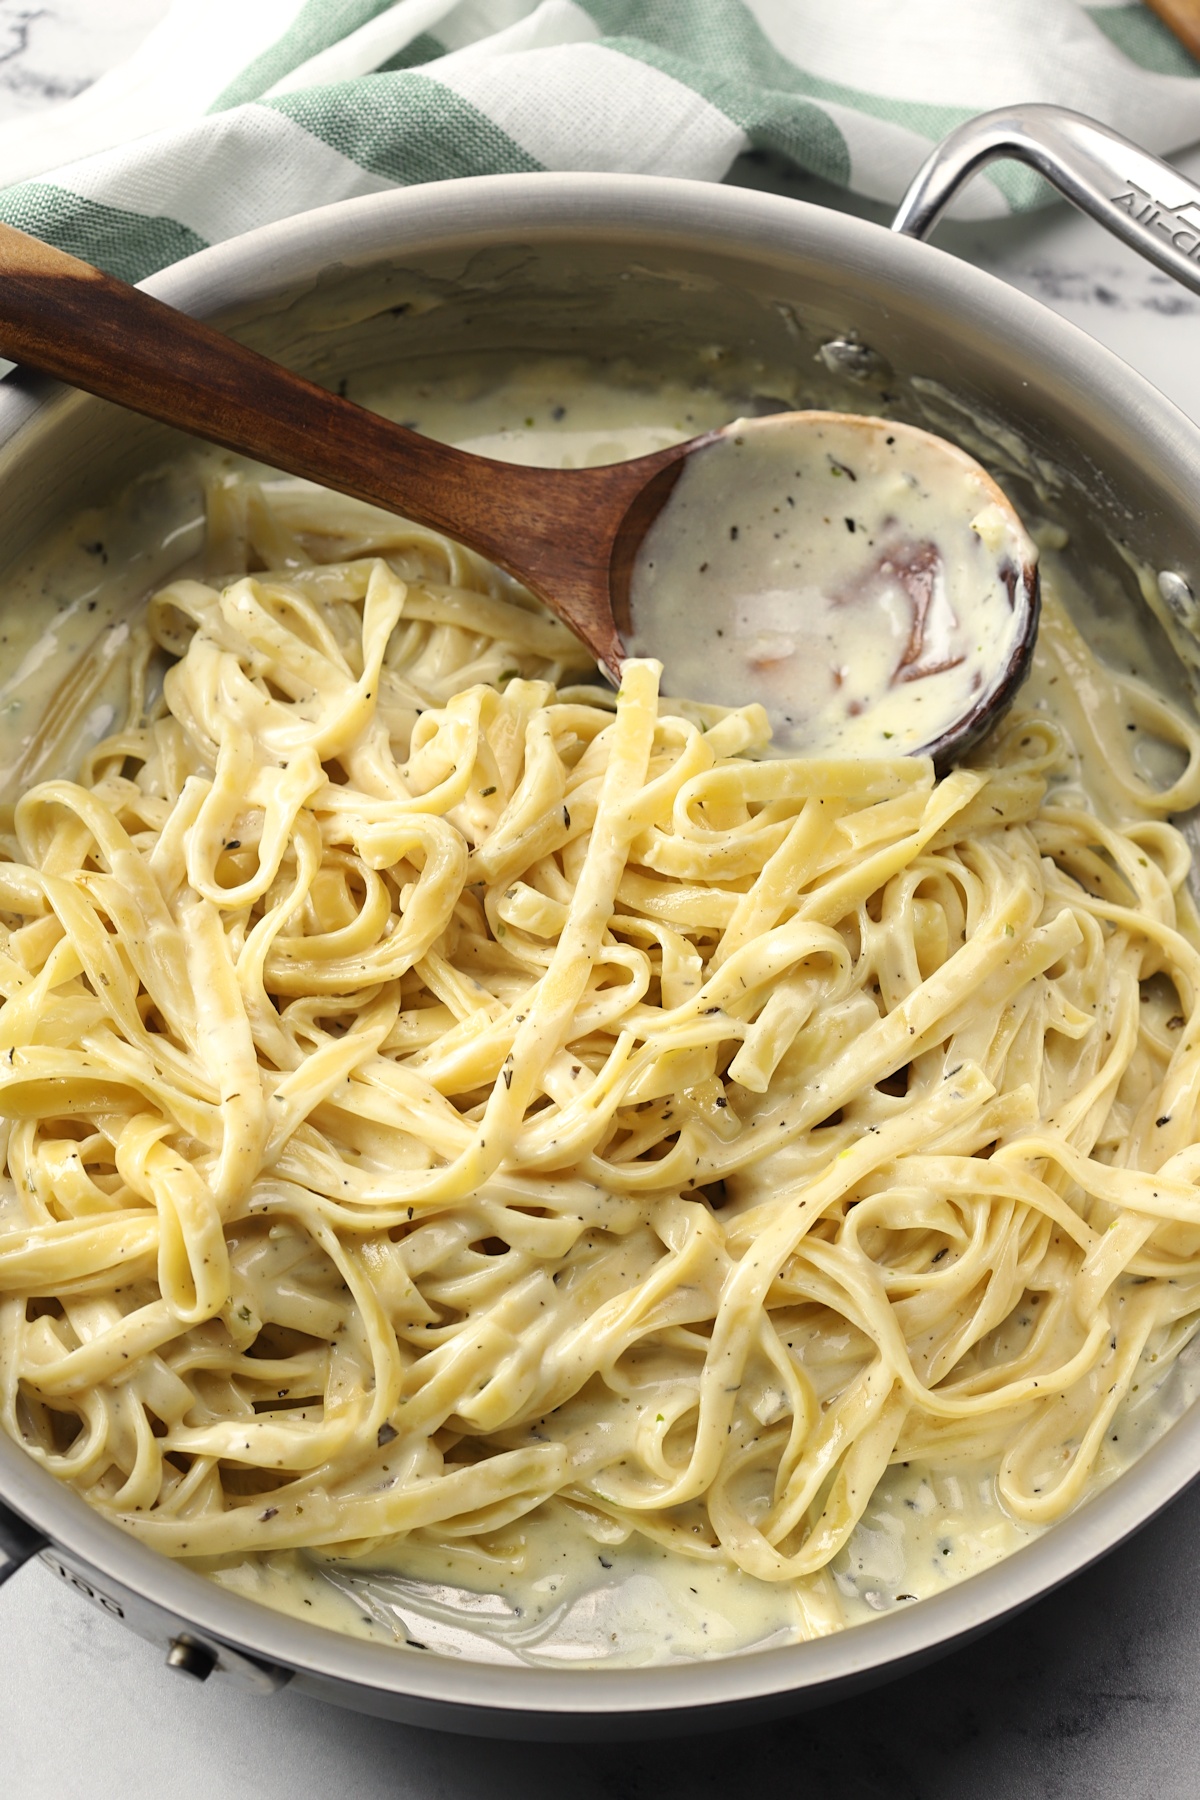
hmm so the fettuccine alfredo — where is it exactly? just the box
[3,452,1200,1649]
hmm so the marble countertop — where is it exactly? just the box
[0,0,167,124]
[5,9,1200,1798]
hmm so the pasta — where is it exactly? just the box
[4,469,1200,1639]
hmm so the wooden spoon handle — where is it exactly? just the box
[1144,0,1200,61]
[0,220,649,666]
[0,222,490,530]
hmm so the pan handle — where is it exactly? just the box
[0,1497,47,1586]
[892,101,1200,298]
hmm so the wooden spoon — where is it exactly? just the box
[0,221,1038,760]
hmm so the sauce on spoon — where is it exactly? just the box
[622,413,1039,758]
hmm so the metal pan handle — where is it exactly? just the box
[0,1497,47,1587]
[892,101,1200,298]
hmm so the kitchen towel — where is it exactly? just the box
[0,0,1198,282]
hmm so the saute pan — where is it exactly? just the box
[3,103,1200,1739]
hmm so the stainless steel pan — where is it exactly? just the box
[3,103,1200,1739]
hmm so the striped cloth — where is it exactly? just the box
[1,0,1199,285]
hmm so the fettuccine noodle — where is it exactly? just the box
[4,474,1200,1633]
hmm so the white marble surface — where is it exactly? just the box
[0,1,167,126]
[6,10,1200,1800]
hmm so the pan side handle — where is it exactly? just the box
[892,102,1200,298]
[0,1496,47,1587]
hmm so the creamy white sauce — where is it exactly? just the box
[626,414,1037,756]
[3,362,1196,1665]
[0,465,208,800]
[212,1525,810,1666]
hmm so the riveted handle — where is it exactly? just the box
[0,1498,47,1587]
[893,102,1200,299]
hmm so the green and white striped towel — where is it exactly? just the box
[1,0,1199,285]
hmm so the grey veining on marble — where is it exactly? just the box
[6,13,1200,1800]
[0,1,168,127]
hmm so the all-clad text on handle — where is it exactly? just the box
[893,102,1200,300]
